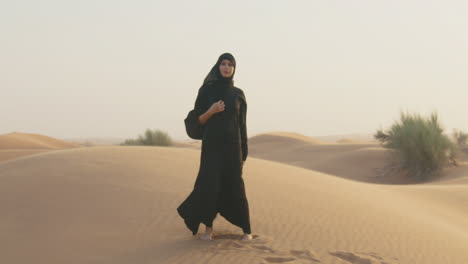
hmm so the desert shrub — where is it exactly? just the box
[453,129,468,154]
[374,111,456,180]
[121,129,173,146]
[81,140,94,147]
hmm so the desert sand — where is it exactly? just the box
[0,132,467,264]
[0,132,81,163]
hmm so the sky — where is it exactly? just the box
[1,0,467,141]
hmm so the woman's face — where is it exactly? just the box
[219,59,234,78]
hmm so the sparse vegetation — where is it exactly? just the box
[375,111,457,180]
[121,129,173,146]
[453,129,468,154]
[81,140,94,147]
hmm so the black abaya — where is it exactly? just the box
[177,78,251,235]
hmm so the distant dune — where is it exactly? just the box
[172,140,201,149]
[247,132,401,184]
[250,132,324,146]
[0,132,80,149]
[0,132,81,162]
[1,145,468,264]
[336,138,367,144]
[64,137,204,149]
[63,137,126,146]
[247,131,468,185]
[313,133,377,144]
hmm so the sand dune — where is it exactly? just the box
[172,140,202,149]
[313,133,377,144]
[0,149,52,163]
[1,146,467,264]
[252,131,325,145]
[63,137,127,146]
[0,132,81,162]
[429,161,468,185]
[248,133,394,183]
[248,132,468,185]
[336,138,367,144]
[0,132,80,149]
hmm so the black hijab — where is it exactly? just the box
[203,53,236,89]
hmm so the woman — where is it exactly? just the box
[177,53,252,241]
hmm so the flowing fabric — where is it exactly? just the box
[177,53,251,235]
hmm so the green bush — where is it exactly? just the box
[374,111,456,180]
[453,129,468,154]
[453,129,468,150]
[121,129,173,146]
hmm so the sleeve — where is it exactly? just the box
[194,86,208,115]
[184,87,208,140]
[239,91,248,161]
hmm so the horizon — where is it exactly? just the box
[2,1,467,140]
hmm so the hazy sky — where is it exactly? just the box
[1,0,467,141]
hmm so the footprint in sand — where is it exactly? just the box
[251,244,276,253]
[357,251,399,262]
[329,250,398,264]
[262,249,321,263]
[290,249,321,262]
[356,251,384,261]
[263,256,296,263]
[205,233,322,263]
[211,234,264,251]
[207,233,273,252]
[203,233,398,264]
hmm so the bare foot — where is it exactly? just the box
[241,233,252,241]
[200,226,213,241]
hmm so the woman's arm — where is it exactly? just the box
[193,87,211,126]
[186,86,223,140]
[199,100,224,124]
[193,85,224,125]
[239,93,248,161]
[198,109,214,125]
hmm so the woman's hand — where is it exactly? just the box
[198,100,224,125]
[208,100,225,114]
